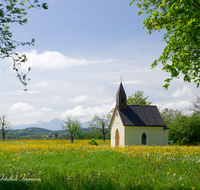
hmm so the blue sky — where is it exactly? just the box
[0,0,199,127]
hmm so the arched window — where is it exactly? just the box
[142,133,147,145]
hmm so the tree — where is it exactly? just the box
[188,93,200,114]
[62,116,82,143]
[168,113,200,145]
[0,115,11,141]
[126,90,153,105]
[89,114,110,142]
[160,108,182,125]
[0,0,48,90]
[54,131,58,138]
[130,0,200,89]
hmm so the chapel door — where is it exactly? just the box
[115,129,119,146]
[142,133,146,145]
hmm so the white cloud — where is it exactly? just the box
[96,86,104,92]
[52,96,61,101]
[15,90,40,94]
[110,80,142,84]
[172,85,193,97]
[155,90,165,97]
[69,95,90,103]
[23,112,42,118]
[36,82,48,86]
[18,50,114,69]
[0,92,22,95]
[61,103,115,118]
[10,102,34,112]
[42,107,52,112]
[160,100,191,111]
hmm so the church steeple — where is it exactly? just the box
[116,77,127,109]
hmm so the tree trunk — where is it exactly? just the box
[103,133,105,142]
[71,134,74,143]
[3,133,5,141]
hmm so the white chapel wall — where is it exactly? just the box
[125,127,168,146]
[110,110,124,147]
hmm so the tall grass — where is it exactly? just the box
[0,140,199,190]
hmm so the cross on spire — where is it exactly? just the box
[120,76,122,83]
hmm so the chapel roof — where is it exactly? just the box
[116,105,167,127]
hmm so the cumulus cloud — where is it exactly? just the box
[155,90,165,97]
[172,86,193,97]
[42,107,52,112]
[15,90,40,94]
[23,112,42,118]
[36,82,48,86]
[18,50,114,69]
[0,92,22,95]
[10,102,34,112]
[61,103,115,118]
[69,95,90,103]
[96,86,104,92]
[160,100,190,111]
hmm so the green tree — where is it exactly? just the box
[130,0,200,89]
[127,90,153,105]
[0,115,11,141]
[0,0,48,90]
[89,114,110,142]
[54,131,58,138]
[62,116,82,143]
[160,108,182,125]
[169,113,200,145]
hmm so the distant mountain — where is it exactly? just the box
[82,121,90,128]
[13,118,90,131]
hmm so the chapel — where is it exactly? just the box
[109,79,169,147]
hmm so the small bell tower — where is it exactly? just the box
[116,77,127,109]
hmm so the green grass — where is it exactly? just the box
[0,140,199,190]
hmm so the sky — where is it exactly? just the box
[0,0,199,127]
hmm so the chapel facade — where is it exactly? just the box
[109,81,169,147]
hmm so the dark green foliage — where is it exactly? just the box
[88,138,99,145]
[169,113,200,145]
[54,131,58,138]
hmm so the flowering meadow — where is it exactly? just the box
[0,139,200,190]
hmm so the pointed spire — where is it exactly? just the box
[116,77,127,109]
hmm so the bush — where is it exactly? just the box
[88,138,98,145]
[169,113,200,145]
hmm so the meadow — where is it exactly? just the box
[0,139,199,190]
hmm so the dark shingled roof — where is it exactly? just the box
[116,105,166,127]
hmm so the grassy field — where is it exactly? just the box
[0,139,199,190]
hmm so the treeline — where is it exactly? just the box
[3,128,110,140]
[161,109,200,145]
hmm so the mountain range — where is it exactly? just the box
[13,118,90,131]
